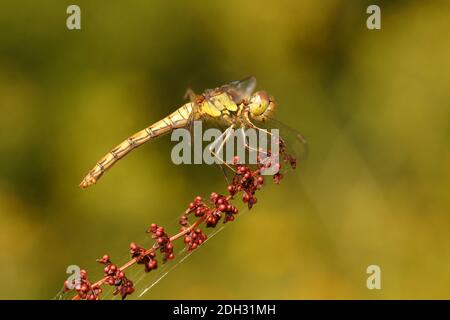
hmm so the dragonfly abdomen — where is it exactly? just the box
[79,103,194,189]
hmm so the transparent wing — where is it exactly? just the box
[219,76,257,103]
[245,116,308,176]
[263,116,308,162]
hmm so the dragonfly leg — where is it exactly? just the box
[244,115,274,137]
[208,125,236,173]
[239,128,270,157]
[243,113,278,154]
[184,88,198,102]
[216,160,231,185]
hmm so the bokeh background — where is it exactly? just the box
[1,0,450,299]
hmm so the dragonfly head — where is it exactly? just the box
[248,91,276,122]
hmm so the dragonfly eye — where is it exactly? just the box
[248,91,276,121]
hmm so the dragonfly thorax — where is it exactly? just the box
[199,92,239,119]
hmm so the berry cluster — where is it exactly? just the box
[130,242,158,272]
[187,196,212,218]
[183,192,238,228]
[210,192,238,223]
[147,224,175,262]
[96,254,135,299]
[183,227,208,251]
[116,278,135,300]
[230,163,265,209]
[279,138,297,170]
[64,269,101,300]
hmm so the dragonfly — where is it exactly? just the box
[79,77,306,188]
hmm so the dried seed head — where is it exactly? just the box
[66,137,298,300]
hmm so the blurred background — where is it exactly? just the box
[1,0,450,299]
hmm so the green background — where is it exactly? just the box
[1,0,450,299]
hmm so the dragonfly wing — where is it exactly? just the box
[247,116,308,174]
[219,76,257,103]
